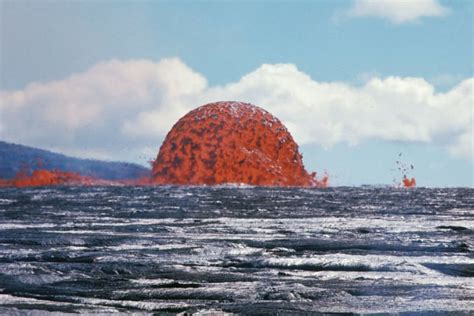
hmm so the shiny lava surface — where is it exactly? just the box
[0,186,472,315]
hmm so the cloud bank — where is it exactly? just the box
[0,58,472,164]
[345,0,449,24]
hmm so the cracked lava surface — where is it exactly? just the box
[151,101,326,187]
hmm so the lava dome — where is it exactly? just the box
[152,101,322,186]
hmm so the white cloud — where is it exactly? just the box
[0,58,472,163]
[0,58,206,163]
[345,0,449,24]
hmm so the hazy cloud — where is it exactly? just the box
[344,0,449,24]
[0,58,472,163]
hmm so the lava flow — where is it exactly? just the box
[0,169,145,188]
[152,101,325,187]
[0,169,95,188]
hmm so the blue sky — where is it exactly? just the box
[0,0,472,186]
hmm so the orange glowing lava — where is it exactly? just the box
[0,169,95,188]
[402,176,416,188]
[396,153,416,188]
[152,101,325,187]
[0,169,151,188]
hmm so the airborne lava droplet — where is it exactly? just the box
[151,101,326,187]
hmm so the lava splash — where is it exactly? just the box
[396,153,416,188]
[403,176,416,188]
[152,101,324,187]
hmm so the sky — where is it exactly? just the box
[0,0,472,187]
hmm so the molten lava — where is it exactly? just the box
[402,176,416,188]
[0,169,95,188]
[152,101,324,187]
[0,169,149,188]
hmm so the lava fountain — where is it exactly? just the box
[151,101,327,187]
[396,153,416,188]
[402,176,416,188]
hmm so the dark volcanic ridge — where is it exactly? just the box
[0,140,150,181]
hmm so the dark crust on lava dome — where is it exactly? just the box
[152,101,314,186]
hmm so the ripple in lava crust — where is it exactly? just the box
[152,101,318,186]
